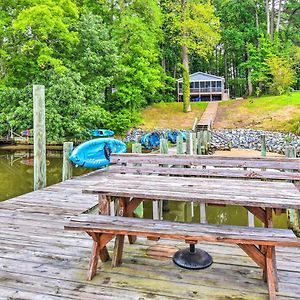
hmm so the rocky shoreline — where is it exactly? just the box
[211,129,300,155]
[124,128,300,155]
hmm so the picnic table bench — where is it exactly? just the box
[109,153,300,182]
[65,153,300,300]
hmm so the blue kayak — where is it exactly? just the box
[91,129,114,137]
[69,138,126,168]
[141,132,160,149]
[167,131,178,144]
[167,131,187,143]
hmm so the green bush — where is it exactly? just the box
[108,109,141,134]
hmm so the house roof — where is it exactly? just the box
[177,72,224,82]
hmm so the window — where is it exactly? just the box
[217,81,221,87]
[190,82,195,88]
[195,82,199,88]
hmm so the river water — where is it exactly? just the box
[0,150,88,202]
[0,150,287,228]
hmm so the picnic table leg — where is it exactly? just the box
[245,206,279,294]
[126,197,143,244]
[126,199,137,244]
[112,197,126,267]
[98,194,110,215]
[266,246,277,300]
[87,233,101,280]
[112,235,125,267]
[262,208,278,294]
[98,194,111,261]
[86,232,113,280]
[112,197,144,267]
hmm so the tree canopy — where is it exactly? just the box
[0,0,299,141]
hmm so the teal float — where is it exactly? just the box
[69,138,126,168]
[91,129,114,137]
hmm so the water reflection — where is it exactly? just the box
[0,150,88,202]
[144,201,287,229]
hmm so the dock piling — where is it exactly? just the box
[286,146,300,235]
[33,85,47,191]
[62,142,73,181]
[261,134,266,157]
[132,141,143,218]
[176,135,184,154]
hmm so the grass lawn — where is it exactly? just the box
[140,102,207,130]
[214,92,300,134]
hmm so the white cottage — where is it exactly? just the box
[177,72,229,101]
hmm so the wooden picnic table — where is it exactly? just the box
[80,172,300,300]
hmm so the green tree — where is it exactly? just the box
[267,56,295,94]
[107,0,164,112]
[73,12,120,104]
[164,0,220,112]
[2,0,79,87]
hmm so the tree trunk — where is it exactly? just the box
[246,49,253,96]
[182,43,191,112]
[181,0,191,113]
[255,1,259,31]
[276,0,282,32]
[248,71,253,96]
[224,50,228,88]
[266,0,270,36]
[270,0,275,40]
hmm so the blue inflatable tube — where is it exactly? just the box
[69,138,126,168]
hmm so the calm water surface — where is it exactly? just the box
[0,150,88,202]
[0,150,287,228]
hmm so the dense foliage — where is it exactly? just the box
[0,0,299,141]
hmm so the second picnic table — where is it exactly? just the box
[83,173,300,222]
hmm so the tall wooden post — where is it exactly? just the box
[197,132,202,155]
[285,146,300,235]
[186,132,192,155]
[62,142,73,181]
[33,85,46,191]
[261,134,266,157]
[192,132,197,154]
[203,130,209,154]
[156,138,169,219]
[176,135,184,154]
[159,138,169,154]
[176,135,186,222]
[132,142,142,153]
[198,131,207,223]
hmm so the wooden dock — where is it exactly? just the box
[196,102,219,131]
[1,170,300,299]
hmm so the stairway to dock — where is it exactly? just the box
[195,102,219,131]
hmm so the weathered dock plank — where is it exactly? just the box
[0,170,300,299]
